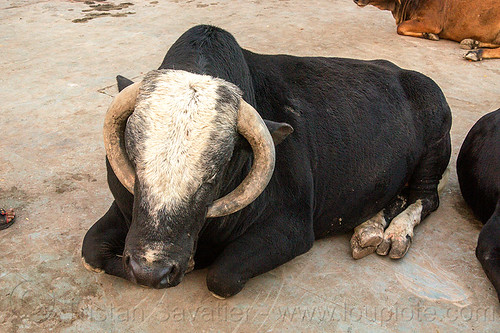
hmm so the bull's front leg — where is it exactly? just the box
[206,213,314,298]
[81,201,130,279]
[396,19,441,41]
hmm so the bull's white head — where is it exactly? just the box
[103,69,289,288]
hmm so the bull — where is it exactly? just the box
[457,108,500,302]
[82,25,451,298]
[354,0,500,61]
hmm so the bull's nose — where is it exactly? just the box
[124,253,179,288]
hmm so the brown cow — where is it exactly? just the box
[354,0,500,61]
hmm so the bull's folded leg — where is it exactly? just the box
[81,201,129,279]
[476,204,500,302]
[377,132,450,259]
[351,189,411,259]
[206,213,314,298]
[376,200,427,258]
[376,180,444,259]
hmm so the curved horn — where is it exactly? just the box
[104,85,276,218]
[206,99,276,218]
[103,82,141,194]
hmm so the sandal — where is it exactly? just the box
[0,208,16,230]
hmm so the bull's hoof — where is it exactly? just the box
[422,33,439,41]
[210,292,227,300]
[81,257,104,274]
[350,213,385,259]
[206,269,245,298]
[376,234,412,259]
[464,49,483,61]
[460,39,480,50]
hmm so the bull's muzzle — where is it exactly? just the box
[124,252,181,289]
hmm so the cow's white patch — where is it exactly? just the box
[125,70,241,222]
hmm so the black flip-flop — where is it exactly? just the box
[0,208,16,230]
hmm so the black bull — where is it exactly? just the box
[457,108,500,302]
[82,25,451,298]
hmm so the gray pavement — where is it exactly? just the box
[1,0,499,332]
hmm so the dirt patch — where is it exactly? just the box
[0,186,31,211]
[72,1,135,23]
[46,173,98,194]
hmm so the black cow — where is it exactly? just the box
[457,108,500,302]
[82,25,451,298]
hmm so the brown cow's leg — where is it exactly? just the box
[396,19,441,40]
[460,39,500,50]
[465,47,500,61]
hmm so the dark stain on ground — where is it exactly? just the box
[50,173,98,194]
[70,173,98,182]
[0,186,31,211]
[72,1,135,23]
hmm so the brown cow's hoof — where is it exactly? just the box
[422,33,439,41]
[0,208,16,230]
[464,49,483,61]
[460,39,480,50]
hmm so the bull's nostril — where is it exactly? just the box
[157,264,175,287]
[160,277,168,286]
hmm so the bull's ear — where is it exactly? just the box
[264,120,294,145]
[116,75,134,92]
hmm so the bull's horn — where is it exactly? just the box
[103,82,141,194]
[104,84,276,218]
[206,100,276,217]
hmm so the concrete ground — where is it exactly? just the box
[1,0,499,331]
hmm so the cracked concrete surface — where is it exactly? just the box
[1,0,499,331]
